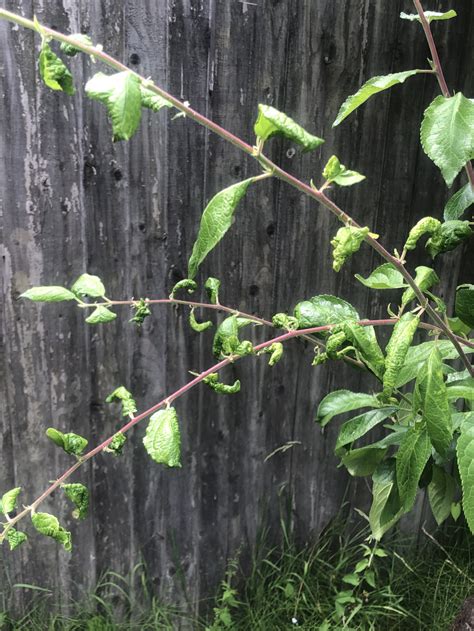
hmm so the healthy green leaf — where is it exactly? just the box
[451,502,462,522]
[396,340,474,388]
[457,423,474,533]
[401,266,440,306]
[400,10,457,23]
[71,273,106,298]
[396,427,431,512]
[447,378,474,404]
[342,322,386,379]
[428,464,456,526]
[420,94,474,187]
[140,85,173,112]
[189,308,213,332]
[104,432,127,456]
[60,34,93,56]
[61,483,89,520]
[212,315,254,358]
[294,295,359,331]
[331,226,371,272]
[170,278,197,298]
[426,220,472,258]
[316,390,382,427]
[6,528,28,551]
[383,313,419,399]
[452,411,474,432]
[106,386,137,417]
[403,216,441,251]
[341,445,387,477]
[205,277,221,304]
[1,488,21,514]
[85,306,117,324]
[413,347,452,457]
[143,407,182,468]
[444,183,474,221]
[20,286,77,302]
[322,155,365,186]
[85,71,142,141]
[355,263,406,289]
[369,460,404,541]
[335,408,397,451]
[38,42,74,95]
[333,70,422,126]
[254,104,324,151]
[31,512,72,551]
[46,428,88,456]
[188,178,254,279]
[455,284,474,329]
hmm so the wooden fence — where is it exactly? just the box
[1,0,472,613]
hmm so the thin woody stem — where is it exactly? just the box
[0,317,421,539]
[0,9,471,374]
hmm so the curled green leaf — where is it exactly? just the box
[60,34,93,56]
[46,428,88,456]
[259,342,284,366]
[106,386,137,417]
[71,273,106,298]
[170,278,197,298]
[104,432,127,456]
[403,217,441,251]
[1,488,21,515]
[401,266,440,306]
[6,528,28,551]
[331,226,371,272]
[85,71,142,141]
[322,155,365,187]
[38,41,74,95]
[203,373,241,394]
[61,483,89,520]
[272,313,299,330]
[143,408,182,468]
[129,298,151,327]
[31,512,72,551]
[205,277,221,304]
[425,220,472,258]
[212,315,254,358]
[189,308,213,332]
[85,306,117,324]
[294,295,359,332]
[254,104,324,151]
[382,313,420,400]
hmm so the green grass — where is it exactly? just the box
[1,522,473,630]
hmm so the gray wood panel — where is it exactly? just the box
[1,0,472,613]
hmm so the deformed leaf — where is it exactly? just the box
[426,220,472,258]
[60,34,93,56]
[71,274,106,298]
[106,386,137,417]
[413,347,452,457]
[1,488,21,514]
[104,432,127,456]
[170,278,197,298]
[259,342,284,366]
[38,42,74,95]
[20,286,77,302]
[457,423,474,533]
[382,313,419,399]
[428,464,456,526]
[396,427,431,512]
[456,284,474,330]
[46,428,88,456]
[189,308,213,332]
[204,277,221,304]
[129,298,151,327]
[404,217,441,251]
[6,528,28,551]
[212,315,254,358]
[85,306,117,324]
[203,373,241,394]
[140,85,173,112]
[143,408,182,468]
[293,295,359,331]
[61,483,89,519]
[254,104,324,151]
[188,178,255,279]
[342,321,385,379]
[420,94,474,187]
[401,266,439,306]
[31,512,72,551]
[331,226,371,272]
[400,10,457,23]
[85,71,142,141]
[333,70,422,126]
[444,183,474,221]
[355,263,406,290]
[322,155,365,187]
[316,390,382,427]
